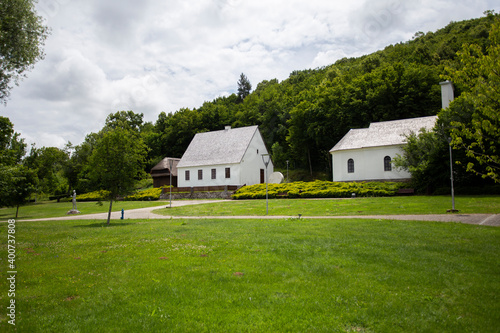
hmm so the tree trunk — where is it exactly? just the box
[15,205,19,219]
[107,199,113,225]
[308,148,313,177]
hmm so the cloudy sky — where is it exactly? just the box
[2,0,499,148]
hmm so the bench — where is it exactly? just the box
[397,188,415,195]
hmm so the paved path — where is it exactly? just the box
[13,200,500,227]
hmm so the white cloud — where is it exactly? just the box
[2,0,499,148]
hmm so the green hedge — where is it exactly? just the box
[232,180,408,200]
[75,190,111,201]
[123,187,164,201]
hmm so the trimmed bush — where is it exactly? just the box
[124,187,163,201]
[76,190,111,201]
[233,180,409,200]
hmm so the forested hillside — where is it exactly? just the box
[142,13,497,176]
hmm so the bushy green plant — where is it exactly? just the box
[233,181,409,199]
[75,190,111,201]
[124,187,163,201]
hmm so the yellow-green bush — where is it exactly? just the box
[232,181,408,199]
[76,190,111,201]
[124,187,163,201]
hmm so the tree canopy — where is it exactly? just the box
[445,18,500,182]
[0,0,49,103]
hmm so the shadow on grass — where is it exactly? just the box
[73,222,136,228]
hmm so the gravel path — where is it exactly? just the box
[13,200,500,227]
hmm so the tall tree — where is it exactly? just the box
[444,18,500,182]
[237,73,252,101]
[0,0,49,103]
[87,127,147,224]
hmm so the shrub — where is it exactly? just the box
[233,181,408,200]
[76,190,111,201]
[124,187,163,201]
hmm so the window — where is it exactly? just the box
[347,159,354,173]
[260,169,265,183]
[384,156,392,171]
[211,168,216,179]
[198,169,203,180]
[225,167,231,178]
[185,170,190,181]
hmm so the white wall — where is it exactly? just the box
[177,163,242,187]
[332,145,410,182]
[177,130,273,187]
[240,130,274,186]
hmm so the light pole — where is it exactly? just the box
[262,154,271,215]
[447,138,457,212]
[169,159,173,209]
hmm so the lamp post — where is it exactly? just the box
[169,159,173,209]
[447,138,457,212]
[262,154,271,215]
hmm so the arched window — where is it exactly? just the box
[384,156,392,171]
[347,159,354,173]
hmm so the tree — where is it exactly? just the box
[0,117,35,217]
[0,0,49,103]
[24,145,69,196]
[87,127,147,224]
[444,18,500,182]
[237,73,252,101]
[0,165,37,217]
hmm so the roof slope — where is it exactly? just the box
[330,116,437,152]
[177,126,259,168]
[151,157,180,176]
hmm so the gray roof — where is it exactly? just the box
[151,157,180,176]
[330,116,437,152]
[177,125,260,168]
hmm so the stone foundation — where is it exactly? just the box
[160,191,234,200]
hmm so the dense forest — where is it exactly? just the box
[142,12,497,175]
[1,12,498,201]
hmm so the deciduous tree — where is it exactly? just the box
[445,19,500,182]
[0,0,49,103]
[87,127,148,224]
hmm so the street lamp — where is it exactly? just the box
[447,138,458,212]
[262,154,271,215]
[169,159,173,209]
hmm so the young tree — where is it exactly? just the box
[444,19,500,182]
[87,127,148,224]
[0,165,37,218]
[237,73,252,101]
[0,0,49,103]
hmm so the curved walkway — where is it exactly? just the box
[15,200,500,227]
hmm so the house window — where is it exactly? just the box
[225,167,231,178]
[198,169,203,180]
[260,169,265,183]
[384,156,392,171]
[211,168,216,179]
[185,170,190,181]
[347,159,354,173]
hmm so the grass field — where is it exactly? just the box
[0,200,169,220]
[154,195,500,217]
[1,216,499,332]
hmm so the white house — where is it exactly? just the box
[329,116,437,182]
[329,81,453,182]
[176,125,274,188]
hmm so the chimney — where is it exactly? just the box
[225,126,231,131]
[439,80,454,109]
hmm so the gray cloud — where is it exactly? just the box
[2,0,499,148]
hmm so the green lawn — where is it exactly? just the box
[1,217,499,332]
[0,200,169,220]
[154,195,500,217]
